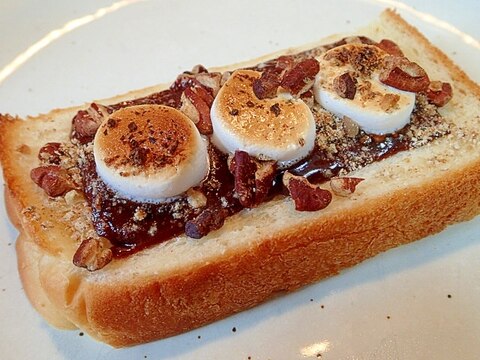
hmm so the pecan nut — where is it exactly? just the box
[380,93,400,112]
[30,165,75,197]
[185,207,228,239]
[38,142,63,164]
[330,177,364,197]
[254,160,277,204]
[376,39,404,57]
[280,58,320,96]
[229,151,277,207]
[183,87,213,135]
[283,172,332,211]
[333,72,357,99]
[231,150,257,207]
[379,56,430,92]
[71,103,110,144]
[73,238,113,271]
[253,70,282,100]
[425,81,453,107]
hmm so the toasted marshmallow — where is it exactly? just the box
[93,105,209,203]
[314,44,415,135]
[210,69,316,168]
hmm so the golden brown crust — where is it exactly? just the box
[1,9,480,347]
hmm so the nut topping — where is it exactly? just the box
[253,70,282,100]
[376,39,404,57]
[254,160,277,204]
[380,56,430,92]
[183,86,214,135]
[280,58,320,96]
[229,151,277,207]
[330,177,364,197]
[283,172,332,211]
[425,81,453,107]
[230,150,257,207]
[30,165,75,197]
[333,72,357,100]
[38,142,63,164]
[71,103,110,144]
[73,238,113,271]
[185,207,228,239]
[380,93,400,111]
[342,116,360,138]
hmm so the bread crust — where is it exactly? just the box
[1,9,480,346]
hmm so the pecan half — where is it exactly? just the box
[229,151,277,207]
[283,172,332,211]
[194,72,222,96]
[253,70,282,100]
[71,103,110,144]
[73,238,113,271]
[254,160,277,204]
[180,91,200,123]
[185,207,228,239]
[380,56,430,92]
[183,87,213,135]
[425,81,453,107]
[330,177,364,197]
[231,150,257,207]
[376,39,404,57]
[280,58,320,96]
[333,72,357,99]
[30,165,75,197]
[38,142,63,164]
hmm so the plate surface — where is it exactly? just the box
[0,1,479,359]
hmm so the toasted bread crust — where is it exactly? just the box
[1,9,480,346]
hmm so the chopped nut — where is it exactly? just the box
[280,58,320,96]
[330,177,364,197]
[183,87,213,135]
[254,160,277,204]
[231,150,257,207]
[186,188,207,209]
[376,39,404,57]
[30,165,75,197]
[73,238,113,271]
[180,92,200,123]
[333,72,357,100]
[283,172,332,211]
[380,93,400,111]
[342,116,359,137]
[380,56,430,92]
[38,142,63,164]
[425,81,453,107]
[185,207,227,239]
[253,70,281,100]
[64,190,82,206]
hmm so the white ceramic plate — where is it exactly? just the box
[1,1,479,359]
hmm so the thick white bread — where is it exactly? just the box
[1,10,479,347]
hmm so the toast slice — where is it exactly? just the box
[1,9,479,347]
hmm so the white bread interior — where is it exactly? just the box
[0,9,479,347]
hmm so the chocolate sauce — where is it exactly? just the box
[291,136,409,183]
